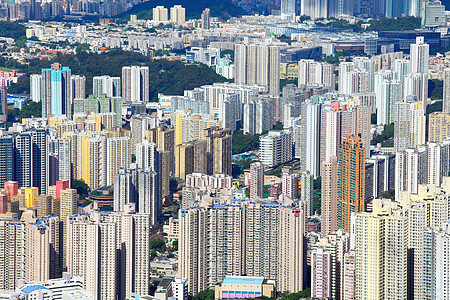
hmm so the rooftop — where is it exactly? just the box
[222,276,265,285]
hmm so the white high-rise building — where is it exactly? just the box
[30,74,42,103]
[301,0,328,19]
[298,60,335,89]
[395,146,428,199]
[259,131,293,167]
[55,138,71,181]
[137,168,161,225]
[93,76,121,98]
[243,98,274,135]
[153,6,168,22]
[394,100,426,152]
[170,5,185,24]
[235,44,280,94]
[122,66,150,102]
[410,36,430,74]
[428,142,450,187]
[444,68,450,113]
[424,221,450,300]
[403,72,428,103]
[281,0,296,16]
[113,168,137,212]
[300,100,321,177]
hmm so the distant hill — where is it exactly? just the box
[116,0,246,22]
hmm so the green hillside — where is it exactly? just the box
[6,49,228,101]
[116,0,246,22]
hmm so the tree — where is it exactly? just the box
[7,49,228,101]
[192,289,214,300]
[429,79,443,100]
[172,240,178,251]
[150,238,166,252]
[72,179,89,200]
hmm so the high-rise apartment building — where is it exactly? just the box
[394,99,426,152]
[311,248,331,299]
[410,36,430,74]
[0,132,14,187]
[338,135,365,232]
[41,63,72,118]
[444,68,450,114]
[71,75,86,100]
[243,98,275,135]
[93,76,121,98]
[235,44,280,94]
[131,115,158,153]
[250,162,264,199]
[201,8,210,30]
[170,5,185,24]
[122,66,150,102]
[298,60,334,89]
[342,250,356,300]
[30,74,42,103]
[395,146,429,200]
[355,199,408,300]
[259,131,293,168]
[321,157,338,237]
[0,216,60,289]
[300,171,313,216]
[179,197,305,295]
[153,6,168,22]
[281,167,298,200]
[424,221,450,300]
[13,128,49,194]
[280,0,296,16]
[310,230,350,300]
[113,168,161,225]
[429,112,450,143]
[106,137,131,186]
[0,82,6,123]
[301,0,328,19]
[67,208,152,299]
[300,100,321,177]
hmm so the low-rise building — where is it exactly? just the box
[214,276,276,299]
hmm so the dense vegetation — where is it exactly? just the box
[0,21,26,39]
[366,16,421,32]
[319,16,421,33]
[71,179,90,200]
[371,123,394,147]
[429,79,443,100]
[116,0,245,22]
[7,100,42,126]
[7,50,227,101]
